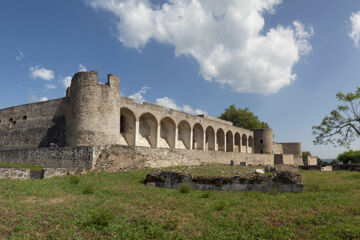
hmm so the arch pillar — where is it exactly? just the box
[156,124,161,148]
[224,134,227,152]
[203,131,206,151]
[215,133,218,151]
[190,129,193,150]
[175,127,178,149]
[135,119,139,146]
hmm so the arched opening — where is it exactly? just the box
[120,107,136,146]
[159,117,176,148]
[177,120,191,149]
[248,135,254,153]
[193,123,204,150]
[234,132,241,152]
[139,113,157,148]
[241,134,247,153]
[226,131,233,152]
[216,128,225,151]
[205,126,215,151]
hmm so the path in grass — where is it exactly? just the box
[0,168,359,239]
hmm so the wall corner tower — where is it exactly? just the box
[65,71,120,146]
[253,128,273,154]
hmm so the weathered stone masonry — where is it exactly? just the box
[0,71,308,169]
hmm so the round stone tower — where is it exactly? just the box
[253,128,273,154]
[66,71,120,146]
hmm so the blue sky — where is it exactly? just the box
[1,0,360,159]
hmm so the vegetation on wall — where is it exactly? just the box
[312,87,360,146]
[219,104,270,130]
[337,150,360,164]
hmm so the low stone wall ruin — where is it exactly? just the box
[145,167,303,193]
[0,168,31,180]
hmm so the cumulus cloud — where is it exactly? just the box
[128,86,150,103]
[29,66,54,81]
[28,94,49,103]
[349,11,360,48]
[61,76,72,88]
[45,84,56,89]
[15,49,24,61]
[79,64,87,72]
[156,96,207,115]
[88,0,313,94]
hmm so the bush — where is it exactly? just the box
[179,185,190,194]
[69,175,80,185]
[317,158,329,167]
[214,201,226,211]
[83,185,95,194]
[200,191,211,198]
[86,209,114,229]
[162,219,178,231]
[337,150,360,164]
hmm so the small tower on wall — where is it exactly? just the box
[253,128,274,154]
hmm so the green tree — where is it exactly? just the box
[219,105,269,130]
[317,158,329,167]
[302,151,312,157]
[337,150,360,164]
[312,87,360,147]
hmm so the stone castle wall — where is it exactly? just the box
[0,146,94,169]
[0,98,66,150]
[0,144,297,172]
[93,145,277,172]
[0,71,304,169]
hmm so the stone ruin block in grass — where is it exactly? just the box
[145,165,303,193]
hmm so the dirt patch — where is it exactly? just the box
[22,195,72,205]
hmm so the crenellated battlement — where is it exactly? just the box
[69,71,120,91]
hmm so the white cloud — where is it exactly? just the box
[88,0,313,94]
[45,84,56,89]
[79,64,87,72]
[15,49,24,61]
[128,86,150,103]
[156,96,207,115]
[349,11,360,48]
[28,94,49,103]
[29,66,54,81]
[61,76,72,88]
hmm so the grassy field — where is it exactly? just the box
[0,168,359,239]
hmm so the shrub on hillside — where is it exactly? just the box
[83,185,95,194]
[85,209,114,229]
[337,150,360,164]
[179,185,190,194]
[69,175,80,185]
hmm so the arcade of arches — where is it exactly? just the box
[119,108,253,153]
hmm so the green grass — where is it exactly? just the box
[0,161,43,172]
[0,168,359,239]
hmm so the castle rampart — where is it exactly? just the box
[0,98,66,150]
[0,71,305,169]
